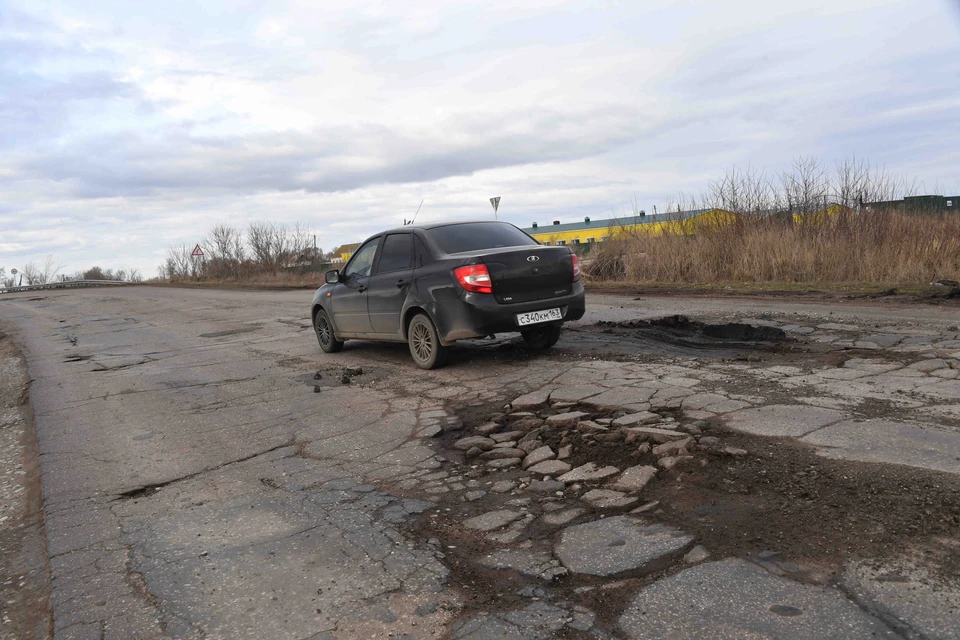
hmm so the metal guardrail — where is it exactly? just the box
[0,280,132,294]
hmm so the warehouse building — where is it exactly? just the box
[519,208,732,247]
[865,195,958,214]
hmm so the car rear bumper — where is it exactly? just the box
[434,282,586,344]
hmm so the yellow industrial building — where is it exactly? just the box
[331,243,361,264]
[519,208,737,246]
[336,206,854,262]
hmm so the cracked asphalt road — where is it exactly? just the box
[0,286,958,639]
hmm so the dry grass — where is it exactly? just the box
[588,210,960,286]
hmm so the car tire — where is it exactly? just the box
[408,313,448,370]
[521,325,562,350]
[315,309,344,353]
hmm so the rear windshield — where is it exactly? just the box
[426,223,537,254]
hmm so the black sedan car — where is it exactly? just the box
[311,220,586,369]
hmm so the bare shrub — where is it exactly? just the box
[247,221,313,274]
[159,245,202,281]
[587,156,950,286]
[678,156,920,217]
[157,221,319,283]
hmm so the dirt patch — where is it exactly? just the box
[652,428,960,583]
[414,390,960,633]
[409,514,536,617]
[533,408,960,585]
[585,282,960,307]
[0,329,53,640]
[301,364,388,392]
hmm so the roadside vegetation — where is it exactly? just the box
[588,157,960,287]
[158,221,328,287]
[1,258,142,287]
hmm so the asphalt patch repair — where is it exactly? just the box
[404,394,960,634]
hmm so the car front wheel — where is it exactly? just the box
[408,313,448,369]
[315,309,344,353]
[521,325,562,350]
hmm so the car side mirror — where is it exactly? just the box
[325,270,340,284]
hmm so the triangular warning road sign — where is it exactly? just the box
[191,244,204,257]
[490,196,500,213]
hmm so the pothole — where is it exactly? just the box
[401,388,960,635]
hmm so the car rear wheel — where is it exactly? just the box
[408,313,448,369]
[315,309,344,353]
[521,325,562,350]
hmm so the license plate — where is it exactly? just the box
[516,307,562,327]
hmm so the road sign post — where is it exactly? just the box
[190,244,205,281]
[490,197,501,220]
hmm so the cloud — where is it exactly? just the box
[0,0,958,276]
[14,103,650,197]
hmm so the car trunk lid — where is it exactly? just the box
[474,246,574,304]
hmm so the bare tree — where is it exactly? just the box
[17,256,65,285]
[831,156,918,209]
[41,255,64,284]
[208,224,246,262]
[160,245,200,281]
[21,262,41,285]
[247,222,277,272]
[706,165,779,214]
[833,156,870,209]
[247,221,313,274]
[781,156,830,214]
[203,223,247,279]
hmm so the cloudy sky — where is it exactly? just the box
[1,0,958,276]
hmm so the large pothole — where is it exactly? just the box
[403,382,960,637]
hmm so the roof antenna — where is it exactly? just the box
[408,200,424,226]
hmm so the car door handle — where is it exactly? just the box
[396,280,408,288]
[357,285,366,293]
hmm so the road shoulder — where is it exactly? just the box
[0,324,52,640]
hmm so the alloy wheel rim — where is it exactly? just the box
[318,316,331,346]
[412,323,432,361]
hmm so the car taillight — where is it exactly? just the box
[572,254,581,281]
[454,264,493,294]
